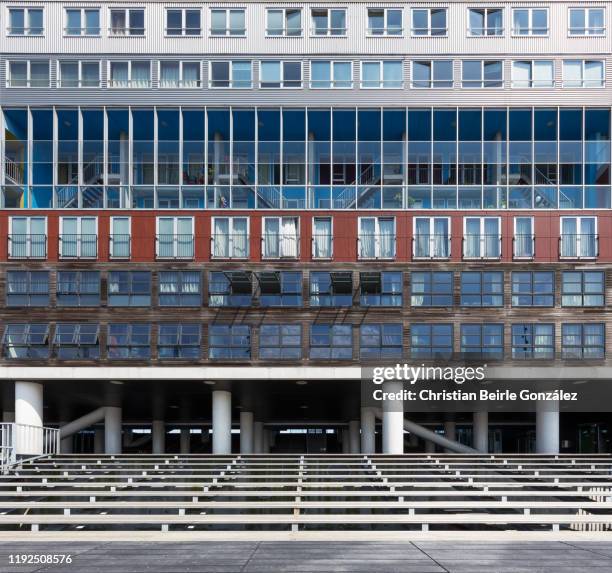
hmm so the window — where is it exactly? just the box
[209,324,251,359]
[7,61,49,87]
[210,61,252,88]
[569,8,605,35]
[367,8,402,35]
[561,271,604,307]
[311,8,346,35]
[358,217,396,259]
[310,324,352,359]
[210,8,245,36]
[514,217,534,258]
[413,217,450,258]
[411,324,453,359]
[166,8,200,35]
[110,217,130,259]
[158,324,201,359]
[511,61,554,88]
[209,271,253,306]
[460,271,504,307]
[361,61,403,88]
[511,272,554,307]
[59,216,97,258]
[109,61,151,88]
[512,8,548,35]
[156,216,194,258]
[212,217,249,258]
[159,271,201,306]
[267,8,302,36]
[8,217,46,258]
[8,8,43,35]
[560,217,597,258]
[462,60,503,88]
[360,271,402,307]
[260,324,302,359]
[65,8,99,35]
[57,271,100,307]
[310,271,352,306]
[108,271,151,306]
[310,61,352,88]
[262,217,299,258]
[59,61,100,88]
[6,271,49,307]
[562,323,605,359]
[411,60,453,88]
[411,271,453,307]
[563,60,605,87]
[3,324,49,359]
[460,324,504,359]
[258,271,302,307]
[512,324,554,359]
[312,217,332,259]
[53,323,100,359]
[463,217,501,258]
[109,8,144,35]
[108,324,151,359]
[260,61,302,88]
[160,61,201,88]
[468,8,503,36]
[411,8,447,36]
[360,324,403,359]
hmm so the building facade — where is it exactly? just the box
[1,0,611,455]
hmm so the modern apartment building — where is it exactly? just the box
[1,0,611,455]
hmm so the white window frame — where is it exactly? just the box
[159,61,201,89]
[467,7,504,36]
[312,216,333,259]
[358,216,396,260]
[209,60,252,88]
[211,216,250,259]
[310,7,347,36]
[411,8,448,37]
[58,60,100,88]
[461,59,504,88]
[63,8,100,36]
[412,216,451,259]
[511,60,554,88]
[209,8,246,36]
[366,7,403,36]
[107,60,151,88]
[511,7,549,36]
[155,216,194,259]
[560,216,598,259]
[108,7,145,36]
[265,8,303,37]
[7,7,44,35]
[6,60,49,88]
[310,60,353,89]
[513,216,534,259]
[262,216,300,259]
[59,216,98,259]
[410,60,453,88]
[109,216,131,259]
[568,7,605,36]
[359,60,404,89]
[8,216,47,259]
[164,7,201,36]
[259,61,303,89]
[562,59,605,88]
[463,216,501,259]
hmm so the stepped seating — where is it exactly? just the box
[2,454,612,532]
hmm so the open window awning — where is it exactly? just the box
[256,271,281,294]
[223,271,252,294]
[360,272,382,294]
[330,271,353,294]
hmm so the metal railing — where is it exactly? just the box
[311,234,333,259]
[109,234,131,259]
[513,234,535,259]
[559,234,598,259]
[8,234,47,259]
[261,234,300,259]
[59,234,98,259]
[412,234,451,259]
[0,423,59,471]
[156,234,195,259]
[462,235,502,259]
[210,234,249,259]
[357,235,397,260]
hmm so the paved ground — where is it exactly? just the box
[3,540,612,572]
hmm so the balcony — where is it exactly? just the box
[58,234,97,259]
[357,234,396,260]
[155,234,195,259]
[311,234,333,260]
[210,234,249,259]
[261,234,300,259]
[513,234,535,259]
[559,234,598,259]
[462,235,501,260]
[109,234,131,259]
[8,234,47,259]
[412,234,451,259]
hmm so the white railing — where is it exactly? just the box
[0,423,59,471]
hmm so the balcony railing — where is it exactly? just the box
[559,234,598,259]
[311,234,333,259]
[59,234,98,259]
[261,234,300,259]
[357,234,396,260]
[462,234,501,259]
[513,234,535,259]
[8,234,47,259]
[156,234,195,259]
[109,234,131,259]
[412,234,451,259]
[210,234,249,259]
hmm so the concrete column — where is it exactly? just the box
[93,427,104,453]
[104,406,122,454]
[444,419,456,453]
[349,420,360,453]
[536,400,559,454]
[254,422,264,453]
[382,381,404,454]
[180,428,190,454]
[240,411,254,454]
[152,420,165,454]
[60,424,73,454]
[15,381,44,455]
[473,411,489,453]
[212,390,232,454]
[425,440,436,453]
[360,407,376,454]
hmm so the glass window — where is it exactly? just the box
[563,60,605,87]
[262,217,300,257]
[311,8,346,35]
[361,61,403,88]
[8,8,43,35]
[156,216,194,258]
[511,61,554,88]
[561,271,604,307]
[411,324,453,359]
[569,8,605,35]
[7,61,50,88]
[258,271,302,307]
[6,271,49,307]
[310,324,353,359]
[209,271,253,306]
[8,217,47,258]
[212,217,249,258]
[560,217,598,258]
[310,271,352,306]
[110,217,130,258]
[367,8,402,35]
[468,8,503,36]
[562,323,604,359]
[260,324,302,359]
[210,8,245,35]
[108,323,151,359]
[266,8,302,36]
[460,324,504,359]
[360,271,402,306]
[109,61,151,88]
[3,324,49,359]
[512,8,548,35]
[512,324,554,359]
[411,271,453,306]
[412,8,447,35]
[59,61,100,88]
[260,61,302,88]
[109,8,144,35]
[462,60,503,88]
[413,217,451,258]
[460,271,504,307]
[209,324,251,359]
[53,323,100,359]
[360,323,403,359]
[108,271,151,306]
[65,8,100,35]
[464,217,501,258]
[158,324,201,359]
[358,217,396,259]
[160,61,201,88]
[411,60,453,88]
[166,9,200,35]
[57,271,100,306]
[210,61,252,88]
[511,271,554,307]
[159,271,201,306]
[310,61,352,88]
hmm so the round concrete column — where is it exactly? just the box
[104,406,122,454]
[15,381,43,455]
[382,381,404,454]
[473,411,489,453]
[349,420,360,453]
[360,407,376,454]
[152,420,165,454]
[444,419,456,453]
[536,400,559,454]
[254,422,264,453]
[240,411,254,454]
[212,390,232,454]
[60,423,73,454]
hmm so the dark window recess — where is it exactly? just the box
[209,271,253,306]
[310,271,353,306]
[257,271,302,306]
[360,271,402,307]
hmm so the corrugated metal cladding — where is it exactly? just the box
[1,1,611,55]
